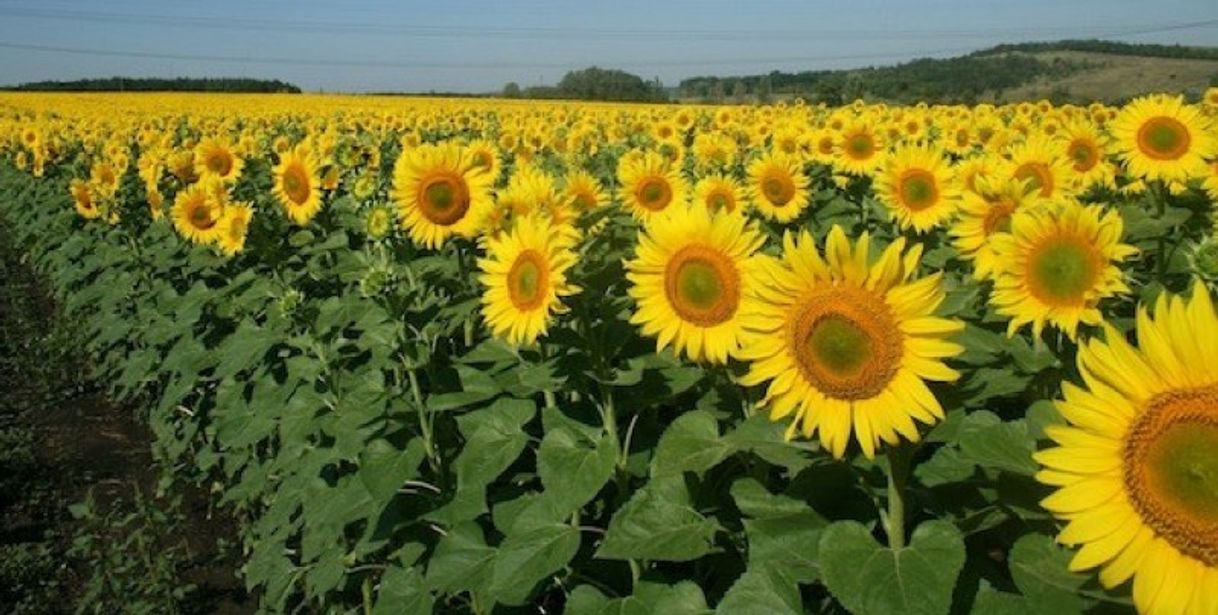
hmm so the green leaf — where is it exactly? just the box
[425,522,496,595]
[958,412,1038,476]
[818,520,966,615]
[652,410,731,478]
[565,582,711,615]
[723,415,816,472]
[372,563,434,615]
[731,479,825,582]
[428,398,536,524]
[597,476,721,562]
[537,425,617,516]
[715,563,802,615]
[358,437,425,505]
[489,522,581,605]
[970,584,1032,615]
[1008,533,1089,615]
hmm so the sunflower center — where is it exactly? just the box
[706,189,735,213]
[761,173,795,206]
[418,173,471,225]
[1014,162,1053,198]
[1067,139,1098,172]
[282,165,311,205]
[188,202,216,230]
[817,137,835,155]
[507,250,548,311]
[1124,386,1218,566]
[663,245,740,327]
[845,134,875,160]
[1137,116,1191,161]
[207,151,233,176]
[981,197,1017,235]
[228,216,247,242]
[637,177,673,211]
[898,169,939,211]
[1027,237,1099,306]
[790,286,902,400]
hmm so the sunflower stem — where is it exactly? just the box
[885,445,913,550]
[1155,183,1169,280]
[408,368,438,470]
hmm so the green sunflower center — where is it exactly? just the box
[507,250,548,310]
[1146,424,1218,522]
[1014,162,1053,197]
[1029,239,1097,305]
[1068,139,1097,171]
[761,173,795,206]
[637,177,672,211]
[807,315,873,377]
[663,245,740,327]
[282,165,310,205]
[1124,386,1218,566]
[418,173,471,225]
[846,134,874,160]
[426,182,455,210]
[1137,116,1191,161]
[707,191,732,213]
[208,151,232,176]
[898,169,938,211]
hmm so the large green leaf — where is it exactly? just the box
[537,425,617,516]
[715,563,802,615]
[731,478,825,582]
[1008,533,1089,615]
[651,409,731,477]
[819,520,966,615]
[489,522,581,605]
[373,564,434,615]
[428,398,536,524]
[425,522,496,595]
[958,411,1038,476]
[358,437,426,505]
[596,476,721,562]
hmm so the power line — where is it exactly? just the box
[0,6,1215,41]
[0,40,983,70]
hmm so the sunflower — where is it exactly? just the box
[739,227,965,459]
[989,202,1137,339]
[835,120,886,177]
[746,151,810,222]
[626,205,766,364]
[1111,94,1217,184]
[69,179,100,220]
[562,169,608,215]
[272,145,324,226]
[477,214,579,346]
[1061,119,1115,191]
[951,175,1042,281]
[465,139,501,182]
[171,180,223,244]
[217,203,253,256]
[692,173,747,216]
[1036,282,1218,615]
[617,150,689,221]
[1001,136,1076,202]
[194,137,244,184]
[873,144,960,233]
[392,142,493,248]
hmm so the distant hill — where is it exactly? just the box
[677,40,1218,105]
[3,77,301,93]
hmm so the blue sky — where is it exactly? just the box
[0,0,1215,92]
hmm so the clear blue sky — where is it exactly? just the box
[0,0,1215,92]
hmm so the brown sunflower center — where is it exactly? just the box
[417,173,471,225]
[1123,385,1218,566]
[282,164,311,206]
[817,136,835,155]
[761,172,796,207]
[844,133,875,161]
[705,188,736,213]
[1137,116,1191,161]
[790,286,902,400]
[898,169,939,212]
[207,150,233,176]
[981,197,1018,236]
[507,249,549,311]
[1067,139,1098,172]
[636,177,673,212]
[228,215,247,242]
[663,245,740,327]
[1014,162,1054,198]
[1026,236,1100,306]
[188,200,216,230]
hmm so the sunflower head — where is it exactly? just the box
[617,150,689,221]
[745,151,810,223]
[392,142,493,248]
[740,226,964,459]
[171,179,225,244]
[874,144,960,233]
[626,205,766,364]
[1111,94,1217,183]
[477,214,579,346]
[1036,283,1218,614]
[989,202,1137,339]
[273,144,324,226]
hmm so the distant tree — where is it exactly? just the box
[502,82,522,98]
[5,77,301,93]
[552,67,668,102]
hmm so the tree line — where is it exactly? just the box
[4,77,302,93]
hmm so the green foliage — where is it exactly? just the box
[5,77,301,93]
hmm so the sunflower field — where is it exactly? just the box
[2,90,1218,615]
